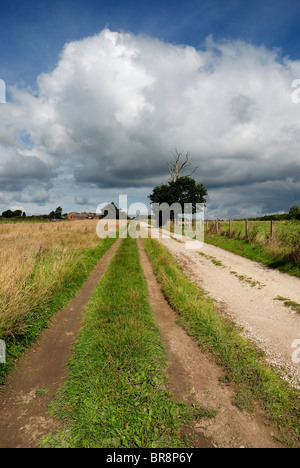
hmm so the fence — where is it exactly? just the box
[205,219,277,240]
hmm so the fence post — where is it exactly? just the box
[245,220,249,239]
[215,219,219,234]
[271,220,275,239]
[229,219,232,237]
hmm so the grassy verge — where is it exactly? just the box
[0,237,116,385]
[203,234,300,278]
[42,237,205,448]
[143,238,300,446]
[166,220,300,278]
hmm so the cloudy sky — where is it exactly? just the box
[0,0,300,218]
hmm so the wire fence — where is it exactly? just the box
[205,219,300,244]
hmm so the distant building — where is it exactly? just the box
[67,212,101,220]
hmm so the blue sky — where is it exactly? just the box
[0,0,300,217]
[2,0,300,90]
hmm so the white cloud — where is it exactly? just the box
[1,29,300,216]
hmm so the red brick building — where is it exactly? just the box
[67,212,101,220]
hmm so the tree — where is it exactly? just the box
[55,207,63,219]
[49,207,63,219]
[167,149,198,182]
[13,210,22,217]
[149,176,207,225]
[102,202,121,219]
[1,209,23,218]
[149,149,207,226]
[2,210,14,218]
[289,205,300,219]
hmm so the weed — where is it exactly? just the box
[274,297,300,314]
[36,387,49,396]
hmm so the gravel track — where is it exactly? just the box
[141,223,300,389]
[138,237,282,448]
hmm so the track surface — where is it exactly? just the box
[138,238,282,448]
[141,223,300,389]
[0,239,121,448]
[0,229,294,448]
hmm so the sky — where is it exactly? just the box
[0,0,300,218]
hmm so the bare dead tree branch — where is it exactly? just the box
[167,148,198,181]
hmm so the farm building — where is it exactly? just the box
[67,212,101,220]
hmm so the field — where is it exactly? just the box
[0,220,116,382]
[0,220,299,448]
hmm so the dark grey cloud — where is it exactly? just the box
[204,157,300,189]
[0,145,54,192]
[207,180,300,219]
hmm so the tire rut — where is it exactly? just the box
[137,237,283,448]
[0,238,121,448]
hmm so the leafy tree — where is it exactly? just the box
[149,176,207,225]
[102,202,129,220]
[149,149,206,226]
[49,206,63,219]
[102,202,120,219]
[13,210,22,217]
[55,206,63,219]
[289,205,300,219]
[1,209,23,218]
[2,210,14,218]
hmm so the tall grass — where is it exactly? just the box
[204,220,300,277]
[0,221,116,383]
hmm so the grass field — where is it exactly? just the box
[0,220,116,384]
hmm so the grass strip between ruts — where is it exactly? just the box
[42,237,203,448]
[142,238,300,447]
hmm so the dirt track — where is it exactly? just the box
[0,239,121,448]
[0,227,297,448]
[138,238,283,448]
[141,223,300,390]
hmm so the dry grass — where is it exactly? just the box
[0,220,105,339]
